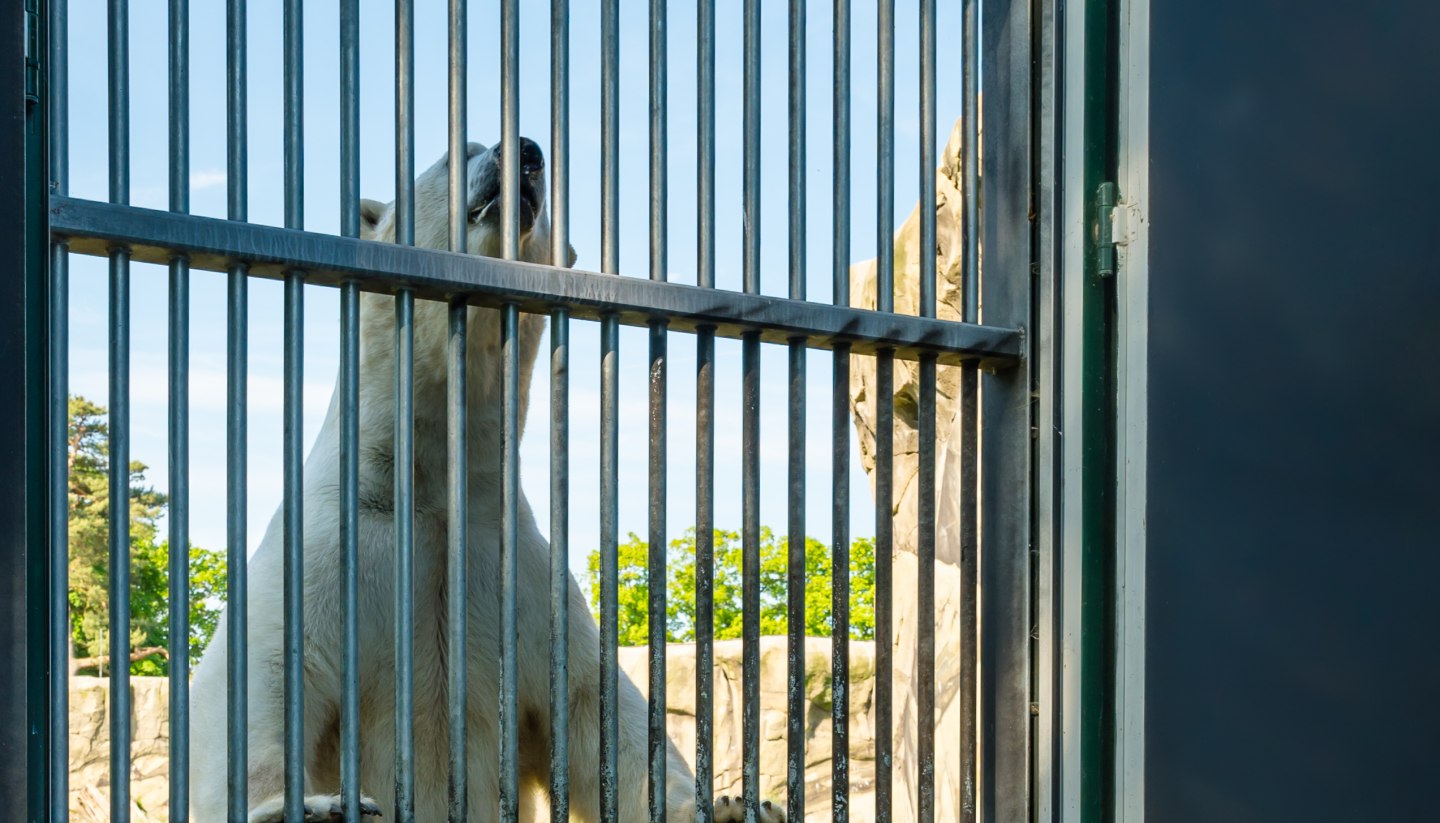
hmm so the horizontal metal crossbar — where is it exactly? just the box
[50,196,1022,367]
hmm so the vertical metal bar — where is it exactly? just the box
[599,1,620,818]
[500,303,521,823]
[741,0,762,818]
[48,0,72,815]
[446,298,468,823]
[830,345,850,823]
[601,0,619,275]
[340,285,361,823]
[741,331,761,823]
[500,0,519,261]
[697,0,714,290]
[550,0,569,271]
[873,0,895,820]
[167,1,191,815]
[785,0,806,820]
[959,0,981,817]
[982,0,1035,817]
[340,0,359,237]
[280,2,305,820]
[393,1,417,818]
[831,0,851,820]
[449,0,467,254]
[395,0,415,246]
[548,307,570,823]
[916,2,939,821]
[107,1,132,818]
[338,1,362,817]
[647,3,669,821]
[393,290,416,823]
[281,280,305,823]
[446,0,467,815]
[225,1,248,818]
[646,320,667,823]
[694,325,715,823]
[598,316,620,823]
[695,0,716,816]
[548,3,571,822]
[497,3,521,822]
[874,353,894,823]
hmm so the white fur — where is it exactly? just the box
[188,143,780,823]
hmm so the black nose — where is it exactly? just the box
[501,137,543,173]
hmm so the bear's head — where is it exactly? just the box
[361,138,572,267]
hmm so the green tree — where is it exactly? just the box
[585,528,877,645]
[67,395,227,676]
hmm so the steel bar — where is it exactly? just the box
[396,0,415,246]
[741,334,761,823]
[831,0,851,818]
[47,0,71,817]
[647,320,667,823]
[548,2,571,821]
[446,298,468,823]
[281,3,305,819]
[107,2,132,818]
[599,316,620,823]
[784,341,805,823]
[498,3,522,821]
[500,302,521,823]
[874,351,894,823]
[647,12,668,818]
[393,288,417,823]
[601,0,619,275]
[51,199,1023,367]
[224,5,249,808]
[741,0,762,819]
[446,1,468,817]
[338,11,361,816]
[282,271,305,823]
[449,0,467,254]
[785,0,806,819]
[226,265,248,823]
[548,307,571,823]
[831,344,851,823]
[874,0,895,819]
[339,280,361,823]
[916,2,938,821]
[694,325,715,823]
[394,0,417,818]
[109,246,132,823]
[695,1,717,815]
[550,0,569,271]
[959,0,981,817]
[501,0,519,261]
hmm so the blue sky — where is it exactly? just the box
[62,0,967,575]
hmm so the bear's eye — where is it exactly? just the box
[467,207,483,224]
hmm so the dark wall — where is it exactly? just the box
[1146,2,1440,820]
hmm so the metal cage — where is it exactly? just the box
[8,0,1060,820]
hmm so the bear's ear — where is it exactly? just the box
[360,199,387,233]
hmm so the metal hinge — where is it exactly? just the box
[1095,182,1119,277]
[24,7,41,104]
[1096,182,1141,278]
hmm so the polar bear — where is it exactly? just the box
[187,139,783,823]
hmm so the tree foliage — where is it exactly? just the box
[67,396,227,676]
[585,528,877,646]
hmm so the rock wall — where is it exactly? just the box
[69,676,171,822]
[67,641,884,823]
